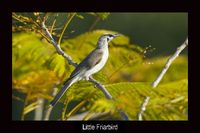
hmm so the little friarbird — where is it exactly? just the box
[50,33,120,107]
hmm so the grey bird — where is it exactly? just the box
[50,33,120,107]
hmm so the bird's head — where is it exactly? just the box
[97,33,121,48]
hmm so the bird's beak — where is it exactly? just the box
[113,33,121,38]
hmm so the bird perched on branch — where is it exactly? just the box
[50,33,121,107]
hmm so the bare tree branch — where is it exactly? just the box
[138,37,188,121]
[152,38,188,88]
[88,77,113,99]
[41,21,78,67]
[138,96,150,121]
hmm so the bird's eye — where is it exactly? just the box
[107,37,110,42]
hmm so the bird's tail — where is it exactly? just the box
[50,77,77,107]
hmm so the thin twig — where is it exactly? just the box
[61,97,69,120]
[137,38,188,121]
[89,16,101,31]
[21,91,30,120]
[44,87,58,120]
[77,16,100,50]
[50,18,57,34]
[58,13,76,45]
[65,100,87,120]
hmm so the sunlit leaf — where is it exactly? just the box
[49,54,67,77]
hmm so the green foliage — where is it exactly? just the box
[61,79,187,120]
[48,54,67,77]
[12,32,59,97]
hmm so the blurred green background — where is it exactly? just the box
[13,12,188,56]
[60,13,188,56]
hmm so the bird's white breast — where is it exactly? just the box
[85,46,109,78]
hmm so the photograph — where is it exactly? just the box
[12,12,188,121]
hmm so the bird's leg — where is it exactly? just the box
[85,76,90,81]
[88,76,112,99]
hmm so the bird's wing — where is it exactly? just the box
[85,49,103,68]
[69,49,103,79]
